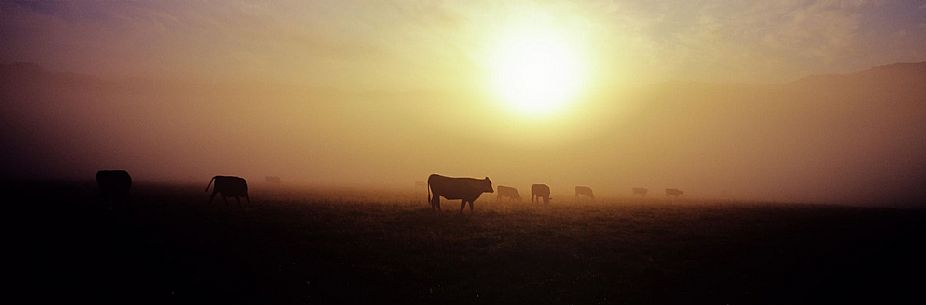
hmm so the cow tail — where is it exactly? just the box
[427,179,432,204]
[205,176,215,192]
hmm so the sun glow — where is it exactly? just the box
[487,18,588,116]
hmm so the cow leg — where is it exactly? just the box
[431,196,440,211]
[459,200,466,214]
[209,191,218,204]
[469,200,474,213]
[245,194,251,204]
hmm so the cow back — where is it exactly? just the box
[428,174,492,200]
[215,176,248,196]
[575,186,593,196]
[531,184,550,196]
[497,185,520,197]
[96,170,132,195]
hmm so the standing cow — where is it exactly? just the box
[496,185,521,201]
[665,188,684,197]
[575,186,594,200]
[96,170,132,202]
[531,184,551,205]
[427,174,494,213]
[206,176,251,204]
[632,187,648,197]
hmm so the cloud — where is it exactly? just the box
[587,0,924,82]
[1,0,924,86]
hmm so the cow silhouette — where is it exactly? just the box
[427,174,493,213]
[575,186,594,200]
[206,176,250,204]
[96,170,132,202]
[632,187,648,197]
[531,184,551,205]
[496,185,521,201]
[665,188,684,197]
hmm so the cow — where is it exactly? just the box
[427,174,493,213]
[665,188,684,197]
[575,186,594,200]
[531,184,551,205]
[206,176,250,204]
[632,187,648,197]
[96,170,132,202]
[496,185,521,201]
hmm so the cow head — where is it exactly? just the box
[483,177,494,193]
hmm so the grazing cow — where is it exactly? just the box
[427,174,493,213]
[531,184,551,205]
[575,186,595,200]
[265,176,281,183]
[96,170,132,201]
[665,188,684,197]
[496,185,521,201]
[632,187,648,197]
[206,176,250,204]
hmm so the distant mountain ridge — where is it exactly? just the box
[794,61,926,87]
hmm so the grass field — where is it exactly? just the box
[15,181,925,304]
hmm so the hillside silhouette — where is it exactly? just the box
[1,61,924,205]
[795,62,926,88]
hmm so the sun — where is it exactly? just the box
[487,21,588,116]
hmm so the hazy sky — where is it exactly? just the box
[2,0,925,87]
[2,1,925,205]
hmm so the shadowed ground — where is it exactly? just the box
[14,181,925,304]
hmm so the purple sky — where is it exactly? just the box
[2,1,924,87]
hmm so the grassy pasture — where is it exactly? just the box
[15,181,925,304]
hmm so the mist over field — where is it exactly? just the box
[2,1,926,206]
[6,2,926,304]
[2,62,924,205]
